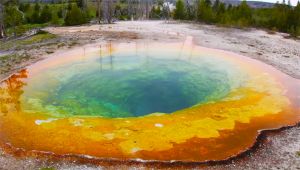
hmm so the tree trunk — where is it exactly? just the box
[0,3,5,39]
[97,0,102,24]
[103,0,114,24]
[83,0,87,9]
[0,24,4,39]
[107,0,112,24]
[13,24,16,37]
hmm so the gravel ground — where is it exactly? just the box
[0,21,300,169]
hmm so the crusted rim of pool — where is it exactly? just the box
[0,41,299,166]
[0,123,299,168]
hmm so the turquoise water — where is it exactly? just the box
[22,44,244,118]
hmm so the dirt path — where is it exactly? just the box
[0,21,300,170]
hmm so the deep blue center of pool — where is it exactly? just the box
[41,55,232,118]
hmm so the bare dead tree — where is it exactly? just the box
[127,0,134,20]
[146,0,154,19]
[145,0,150,19]
[96,0,102,23]
[163,0,171,21]
[138,0,152,20]
[83,0,87,9]
[124,0,154,20]
[107,0,114,23]
[137,0,141,19]
[102,0,114,24]
[0,5,4,39]
[62,0,67,18]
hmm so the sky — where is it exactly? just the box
[249,0,299,6]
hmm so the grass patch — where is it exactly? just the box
[40,168,56,170]
[19,32,57,45]
[0,31,57,51]
[296,151,300,157]
[6,23,48,37]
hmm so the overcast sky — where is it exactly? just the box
[249,0,299,6]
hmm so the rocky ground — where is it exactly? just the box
[0,21,300,169]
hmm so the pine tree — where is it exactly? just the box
[57,7,63,18]
[64,4,86,26]
[296,1,300,26]
[39,5,52,23]
[213,0,220,12]
[31,2,40,23]
[19,3,30,12]
[197,0,213,23]
[51,11,60,25]
[174,0,186,20]
[4,5,23,36]
[287,0,291,7]
[150,6,162,19]
[185,0,194,20]
[271,1,289,31]
[34,2,40,11]
[77,0,86,10]
[19,3,25,12]
[296,2,300,36]
[205,0,212,6]
[215,2,226,22]
[236,0,252,27]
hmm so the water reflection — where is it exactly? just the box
[108,42,114,70]
[99,45,103,72]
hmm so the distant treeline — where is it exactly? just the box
[173,0,300,37]
[0,0,164,38]
[0,0,299,39]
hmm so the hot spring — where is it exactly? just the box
[0,42,299,162]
